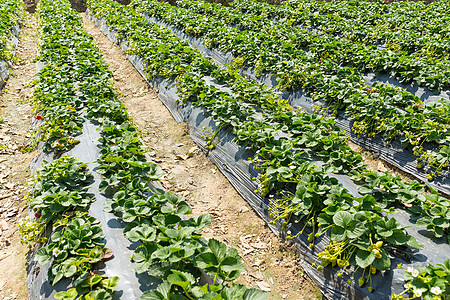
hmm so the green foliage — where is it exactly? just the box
[87,0,450,296]
[22,1,121,299]
[392,260,450,299]
[0,0,22,61]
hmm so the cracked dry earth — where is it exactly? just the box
[0,13,38,300]
[82,13,322,300]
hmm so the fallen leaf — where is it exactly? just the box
[0,251,13,262]
[0,193,13,200]
[0,220,8,231]
[256,281,271,292]
[175,155,188,161]
[253,259,265,267]
[187,146,198,157]
[101,248,114,260]
[239,206,249,213]
[4,182,15,189]
[243,249,254,255]
[251,242,267,249]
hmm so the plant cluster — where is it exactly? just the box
[128,0,450,238]
[0,0,22,62]
[213,0,450,91]
[19,157,118,299]
[87,0,449,296]
[391,260,450,300]
[84,19,268,300]
[20,157,94,244]
[32,0,118,156]
[35,213,119,300]
[135,0,450,181]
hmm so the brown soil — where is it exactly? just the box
[0,13,38,300]
[81,13,322,300]
[348,141,417,184]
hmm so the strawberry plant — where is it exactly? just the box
[21,1,122,298]
[35,213,118,300]
[0,0,22,62]
[392,260,450,300]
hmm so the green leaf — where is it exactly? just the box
[358,186,373,194]
[167,270,196,291]
[140,291,165,300]
[406,236,423,250]
[152,247,171,260]
[330,226,346,241]
[355,249,376,269]
[347,221,366,239]
[55,288,78,300]
[221,256,245,274]
[192,214,212,231]
[333,211,352,227]
[125,225,156,242]
[221,285,246,300]
[63,265,77,278]
[373,251,391,271]
[156,280,172,298]
[35,247,51,265]
[243,288,269,300]
[195,252,218,269]
[208,239,227,263]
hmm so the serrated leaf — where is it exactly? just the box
[140,291,165,300]
[372,251,391,271]
[333,211,352,227]
[208,239,227,263]
[35,247,51,265]
[355,249,376,269]
[243,288,269,300]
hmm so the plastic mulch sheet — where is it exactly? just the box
[86,11,450,300]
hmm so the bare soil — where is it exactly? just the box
[348,141,417,184]
[0,13,38,300]
[81,13,322,300]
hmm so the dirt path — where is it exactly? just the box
[0,13,38,300]
[81,14,321,300]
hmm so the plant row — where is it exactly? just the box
[230,0,450,60]
[134,0,450,182]
[0,0,22,62]
[20,1,125,298]
[27,0,266,299]
[87,0,449,297]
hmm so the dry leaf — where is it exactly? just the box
[256,281,271,292]
[253,258,265,267]
[0,220,8,231]
[4,182,15,189]
[251,242,267,249]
